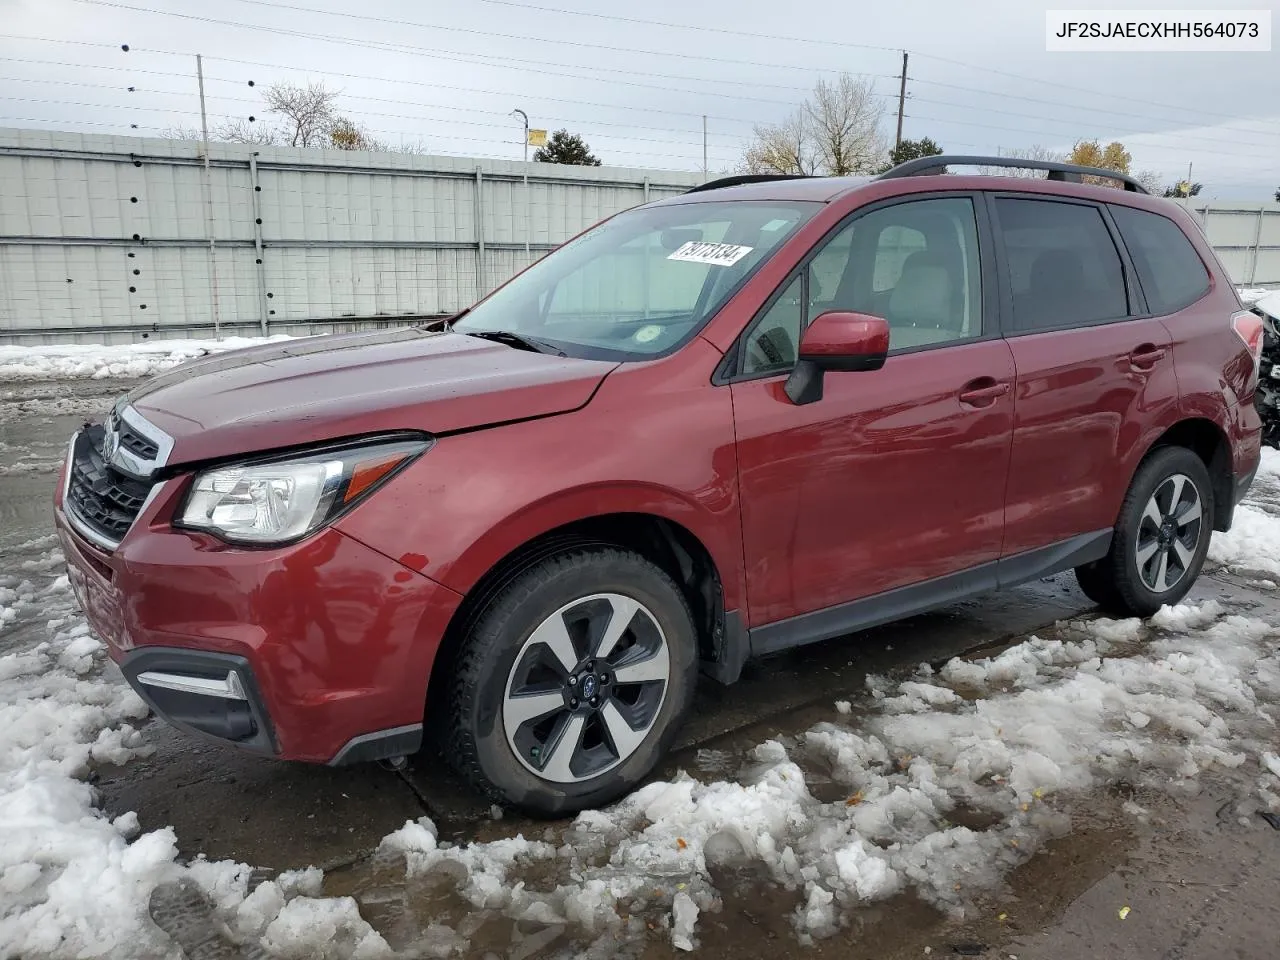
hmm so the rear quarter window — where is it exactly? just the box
[1109,205,1211,315]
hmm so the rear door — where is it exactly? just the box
[992,194,1180,560]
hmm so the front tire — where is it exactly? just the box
[446,547,697,817]
[1074,446,1214,618]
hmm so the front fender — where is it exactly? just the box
[334,354,746,612]
[437,480,743,606]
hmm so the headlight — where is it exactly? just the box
[177,436,430,545]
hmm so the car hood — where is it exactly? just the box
[127,327,618,466]
[1254,290,1280,323]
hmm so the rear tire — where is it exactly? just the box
[1074,446,1214,618]
[446,546,697,817]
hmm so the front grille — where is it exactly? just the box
[117,421,159,460]
[66,425,154,545]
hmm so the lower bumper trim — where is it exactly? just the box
[1235,464,1258,505]
[121,647,277,755]
[328,724,423,766]
[135,669,248,700]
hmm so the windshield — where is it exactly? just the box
[453,199,821,360]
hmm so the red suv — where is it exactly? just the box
[55,157,1262,815]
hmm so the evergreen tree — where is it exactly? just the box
[533,129,602,166]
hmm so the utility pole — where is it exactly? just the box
[702,115,708,181]
[895,51,908,153]
[196,54,222,338]
[511,108,530,258]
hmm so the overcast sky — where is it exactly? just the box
[1,0,1276,198]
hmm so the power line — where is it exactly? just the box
[3,54,759,127]
[6,20,1272,174]
[205,54,767,125]
[8,29,1275,154]
[0,88,747,149]
[907,77,1280,145]
[907,95,1280,152]
[209,0,889,82]
[473,0,1261,132]
[0,33,188,55]
[68,0,890,110]
[474,0,901,54]
[5,56,197,82]
[904,113,1276,165]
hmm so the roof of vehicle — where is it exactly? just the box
[657,155,1156,207]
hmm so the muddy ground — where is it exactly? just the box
[3,376,1278,960]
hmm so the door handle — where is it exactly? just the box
[1128,344,1167,369]
[958,379,1010,406]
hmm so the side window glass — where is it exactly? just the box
[806,197,983,351]
[872,225,927,292]
[808,230,852,311]
[995,198,1129,330]
[741,275,803,376]
[1109,205,1210,314]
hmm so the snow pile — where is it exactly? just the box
[361,603,1280,950]
[5,451,1280,955]
[545,606,1275,944]
[0,572,170,958]
[1208,448,1280,578]
[1208,504,1280,578]
[0,568,390,959]
[0,335,295,382]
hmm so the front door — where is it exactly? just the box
[728,195,1015,635]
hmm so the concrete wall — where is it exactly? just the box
[4,127,1277,345]
[1180,200,1280,290]
[0,129,702,344]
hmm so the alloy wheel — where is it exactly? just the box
[502,592,670,783]
[1134,472,1203,593]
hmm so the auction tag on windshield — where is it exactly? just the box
[668,241,753,266]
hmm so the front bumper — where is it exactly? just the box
[54,472,463,764]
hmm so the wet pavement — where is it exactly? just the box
[4,376,1280,959]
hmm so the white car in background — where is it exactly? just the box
[1246,288,1280,448]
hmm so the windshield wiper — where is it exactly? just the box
[460,329,566,357]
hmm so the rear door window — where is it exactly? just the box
[994,198,1130,331]
[1109,205,1211,314]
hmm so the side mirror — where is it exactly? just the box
[785,311,889,405]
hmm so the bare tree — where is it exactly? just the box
[806,74,886,175]
[214,118,281,146]
[742,110,816,175]
[977,144,1067,178]
[264,81,339,147]
[158,122,278,145]
[741,72,886,176]
[1134,169,1162,194]
[159,81,431,154]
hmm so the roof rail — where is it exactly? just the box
[685,173,814,194]
[876,155,1150,194]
